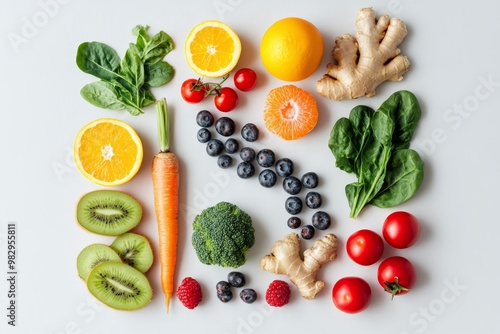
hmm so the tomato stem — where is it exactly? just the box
[383,277,410,301]
[190,74,230,97]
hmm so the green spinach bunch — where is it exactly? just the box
[76,25,174,116]
[328,90,424,218]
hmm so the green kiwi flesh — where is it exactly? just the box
[76,190,142,236]
[86,261,152,311]
[111,233,154,273]
[77,244,122,280]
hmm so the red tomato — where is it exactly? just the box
[181,79,206,103]
[234,68,257,91]
[214,87,238,112]
[332,277,371,314]
[382,211,420,249]
[346,229,384,266]
[377,256,416,299]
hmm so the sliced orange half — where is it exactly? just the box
[74,118,143,186]
[185,20,241,78]
[263,85,319,141]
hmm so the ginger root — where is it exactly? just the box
[317,8,410,101]
[261,233,338,300]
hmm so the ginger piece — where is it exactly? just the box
[317,8,410,101]
[261,233,338,300]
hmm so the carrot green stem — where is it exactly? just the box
[156,98,170,152]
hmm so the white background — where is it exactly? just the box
[1,0,499,333]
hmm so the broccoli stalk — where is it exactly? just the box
[192,202,255,268]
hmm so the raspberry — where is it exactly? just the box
[176,277,202,310]
[265,280,291,307]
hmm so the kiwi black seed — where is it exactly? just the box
[76,244,122,280]
[86,262,153,311]
[76,190,142,236]
[111,233,154,273]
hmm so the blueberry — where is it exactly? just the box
[287,216,301,229]
[197,128,211,143]
[217,155,233,169]
[196,110,214,127]
[224,138,239,154]
[206,139,223,156]
[301,225,315,240]
[239,147,256,162]
[215,116,236,137]
[275,158,294,177]
[305,192,322,209]
[227,271,246,288]
[241,123,259,142]
[285,196,302,215]
[216,281,233,303]
[240,288,257,304]
[283,176,302,195]
[257,149,275,167]
[258,169,277,188]
[301,172,319,189]
[312,211,331,230]
[237,161,255,179]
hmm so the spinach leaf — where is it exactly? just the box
[378,90,421,150]
[328,90,424,218]
[145,61,174,87]
[76,42,121,81]
[371,149,424,208]
[76,25,175,116]
[80,81,127,111]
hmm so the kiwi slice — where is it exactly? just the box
[86,261,152,311]
[76,244,122,280]
[76,190,142,236]
[111,233,153,273]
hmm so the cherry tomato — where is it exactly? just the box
[234,68,257,91]
[382,211,421,249]
[214,87,238,112]
[346,229,384,266]
[377,256,416,299]
[181,79,206,103]
[332,277,371,314]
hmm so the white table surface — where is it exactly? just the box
[1,0,499,333]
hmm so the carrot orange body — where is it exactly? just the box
[153,98,179,313]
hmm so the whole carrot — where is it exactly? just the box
[152,98,179,313]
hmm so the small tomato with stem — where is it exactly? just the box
[214,87,239,112]
[180,78,206,103]
[377,256,416,299]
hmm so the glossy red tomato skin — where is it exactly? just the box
[377,256,416,297]
[181,79,206,103]
[346,229,384,266]
[214,87,239,112]
[234,68,257,91]
[382,211,421,249]
[332,277,372,314]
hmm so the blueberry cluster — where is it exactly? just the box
[216,271,257,304]
[196,110,331,239]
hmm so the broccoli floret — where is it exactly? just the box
[192,201,255,268]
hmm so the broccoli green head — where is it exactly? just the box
[192,201,255,268]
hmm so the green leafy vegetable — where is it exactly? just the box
[328,90,424,218]
[76,25,175,115]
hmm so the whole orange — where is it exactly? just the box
[260,17,324,82]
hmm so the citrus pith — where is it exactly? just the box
[185,20,241,78]
[74,118,143,186]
